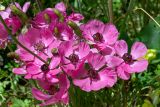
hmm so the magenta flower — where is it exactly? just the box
[67,13,84,24]
[32,8,58,28]
[107,40,148,80]
[58,41,90,75]
[32,74,70,106]
[72,52,117,92]
[49,21,74,41]
[80,20,119,56]
[0,2,30,48]
[16,28,54,61]
[80,19,119,45]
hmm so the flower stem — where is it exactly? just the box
[0,16,48,65]
[134,8,160,27]
[108,0,113,23]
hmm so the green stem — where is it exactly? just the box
[36,0,42,11]
[108,0,113,23]
[0,16,48,65]
[134,8,160,27]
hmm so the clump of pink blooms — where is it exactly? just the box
[0,2,148,106]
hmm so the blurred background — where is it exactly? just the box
[0,0,160,107]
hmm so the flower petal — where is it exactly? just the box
[88,52,106,70]
[32,88,51,100]
[78,42,90,59]
[130,60,148,73]
[106,56,123,68]
[13,68,27,75]
[22,2,30,12]
[131,42,147,59]
[117,64,130,80]
[55,2,66,12]
[91,69,117,91]
[115,40,128,57]
[102,23,119,45]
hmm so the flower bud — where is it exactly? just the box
[53,27,60,38]
[53,9,64,22]
[7,52,19,60]
[10,5,28,24]
[67,20,82,37]
[51,48,59,56]
[44,13,51,24]
[144,49,157,61]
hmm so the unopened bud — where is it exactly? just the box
[144,49,157,61]
[7,52,19,60]
[53,27,60,38]
[51,48,59,56]
[53,9,64,22]
[67,21,82,37]
[10,5,28,24]
[44,13,51,24]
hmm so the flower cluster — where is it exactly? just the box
[0,2,148,106]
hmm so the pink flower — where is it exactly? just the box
[0,2,30,48]
[55,2,66,13]
[58,41,90,75]
[16,28,54,61]
[32,74,70,106]
[67,13,84,24]
[49,21,74,41]
[107,40,148,80]
[32,8,58,28]
[80,19,119,45]
[72,52,117,92]
[80,20,118,56]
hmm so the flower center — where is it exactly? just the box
[122,53,133,64]
[34,41,45,51]
[41,64,49,72]
[69,53,79,64]
[51,48,59,56]
[49,84,59,95]
[85,63,100,81]
[92,32,103,42]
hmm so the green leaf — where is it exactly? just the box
[142,99,154,107]
[139,17,160,50]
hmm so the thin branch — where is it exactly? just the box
[134,8,160,27]
[108,0,113,23]
[0,16,48,65]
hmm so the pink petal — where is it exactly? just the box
[26,63,41,75]
[61,92,69,104]
[117,64,130,80]
[39,97,58,106]
[14,2,22,10]
[78,42,90,59]
[32,88,51,100]
[131,42,147,59]
[55,2,66,12]
[13,68,27,75]
[130,60,148,73]
[115,40,128,57]
[22,2,30,12]
[106,56,123,68]
[49,57,60,69]
[40,28,54,47]
[102,23,119,45]
[73,78,91,92]
[0,23,8,41]
[16,49,34,62]
[88,52,106,70]
[67,13,84,23]
[91,69,117,91]
[59,41,73,57]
